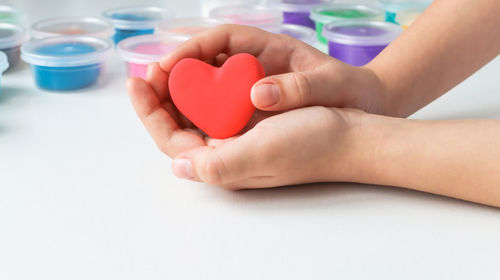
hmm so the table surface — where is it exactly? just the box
[1,1,500,280]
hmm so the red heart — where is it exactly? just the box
[169,53,265,139]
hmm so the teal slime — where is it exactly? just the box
[32,42,101,91]
[111,13,155,44]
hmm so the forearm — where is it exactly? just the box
[344,114,500,207]
[365,0,500,117]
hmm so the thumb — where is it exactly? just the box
[250,70,341,111]
[171,136,261,187]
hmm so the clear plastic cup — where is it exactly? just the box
[0,51,9,93]
[0,23,29,71]
[21,36,113,91]
[322,20,403,66]
[265,23,316,45]
[209,4,283,29]
[103,6,174,44]
[0,5,25,25]
[377,0,431,23]
[157,17,224,37]
[31,17,114,39]
[116,34,188,79]
[310,3,384,44]
[273,0,330,29]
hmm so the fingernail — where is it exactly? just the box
[172,158,194,179]
[253,83,280,107]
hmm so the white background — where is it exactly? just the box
[1,0,500,279]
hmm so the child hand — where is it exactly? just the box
[160,24,386,114]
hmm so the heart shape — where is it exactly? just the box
[169,53,265,139]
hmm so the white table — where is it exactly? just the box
[1,1,500,279]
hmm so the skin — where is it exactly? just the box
[127,0,500,206]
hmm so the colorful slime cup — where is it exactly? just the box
[275,0,330,29]
[157,17,224,37]
[0,51,9,93]
[376,0,431,23]
[116,34,188,79]
[31,17,114,39]
[310,4,384,44]
[209,4,283,29]
[103,6,173,44]
[322,20,403,66]
[0,5,25,24]
[21,36,112,91]
[0,23,28,71]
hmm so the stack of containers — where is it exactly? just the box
[103,6,174,44]
[30,17,114,39]
[310,3,385,44]
[0,5,25,24]
[22,11,117,90]
[209,4,317,45]
[275,0,330,29]
[377,0,431,24]
[21,36,112,91]
[0,22,29,71]
[0,51,9,93]
[116,34,189,79]
[322,20,403,66]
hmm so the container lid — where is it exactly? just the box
[157,17,224,37]
[274,0,330,13]
[103,6,173,30]
[0,50,8,73]
[0,5,25,24]
[209,4,283,27]
[377,0,431,13]
[395,7,425,26]
[21,35,113,67]
[266,24,316,45]
[322,20,403,46]
[116,34,189,65]
[31,17,114,39]
[0,23,28,49]
[310,3,384,24]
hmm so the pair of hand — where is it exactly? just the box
[127,25,385,189]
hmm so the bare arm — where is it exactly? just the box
[366,0,500,117]
[346,114,500,207]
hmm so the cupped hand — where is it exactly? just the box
[160,24,385,113]
[170,105,363,189]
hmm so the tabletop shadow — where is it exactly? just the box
[214,182,500,212]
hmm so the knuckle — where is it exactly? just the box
[200,150,227,185]
[292,72,313,105]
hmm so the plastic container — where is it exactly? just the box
[0,51,9,93]
[310,4,384,44]
[274,0,330,29]
[21,36,113,91]
[0,23,29,71]
[103,6,173,44]
[0,5,25,24]
[377,0,431,23]
[31,17,114,39]
[157,17,223,37]
[322,20,403,66]
[116,34,188,79]
[209,4,283,29]
[266,24,316,45]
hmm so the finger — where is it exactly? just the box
[250,66,346,111]
[171,133,267,185]
[159,24,294,75]
[127,77,205,157]
[146,62,170,101]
